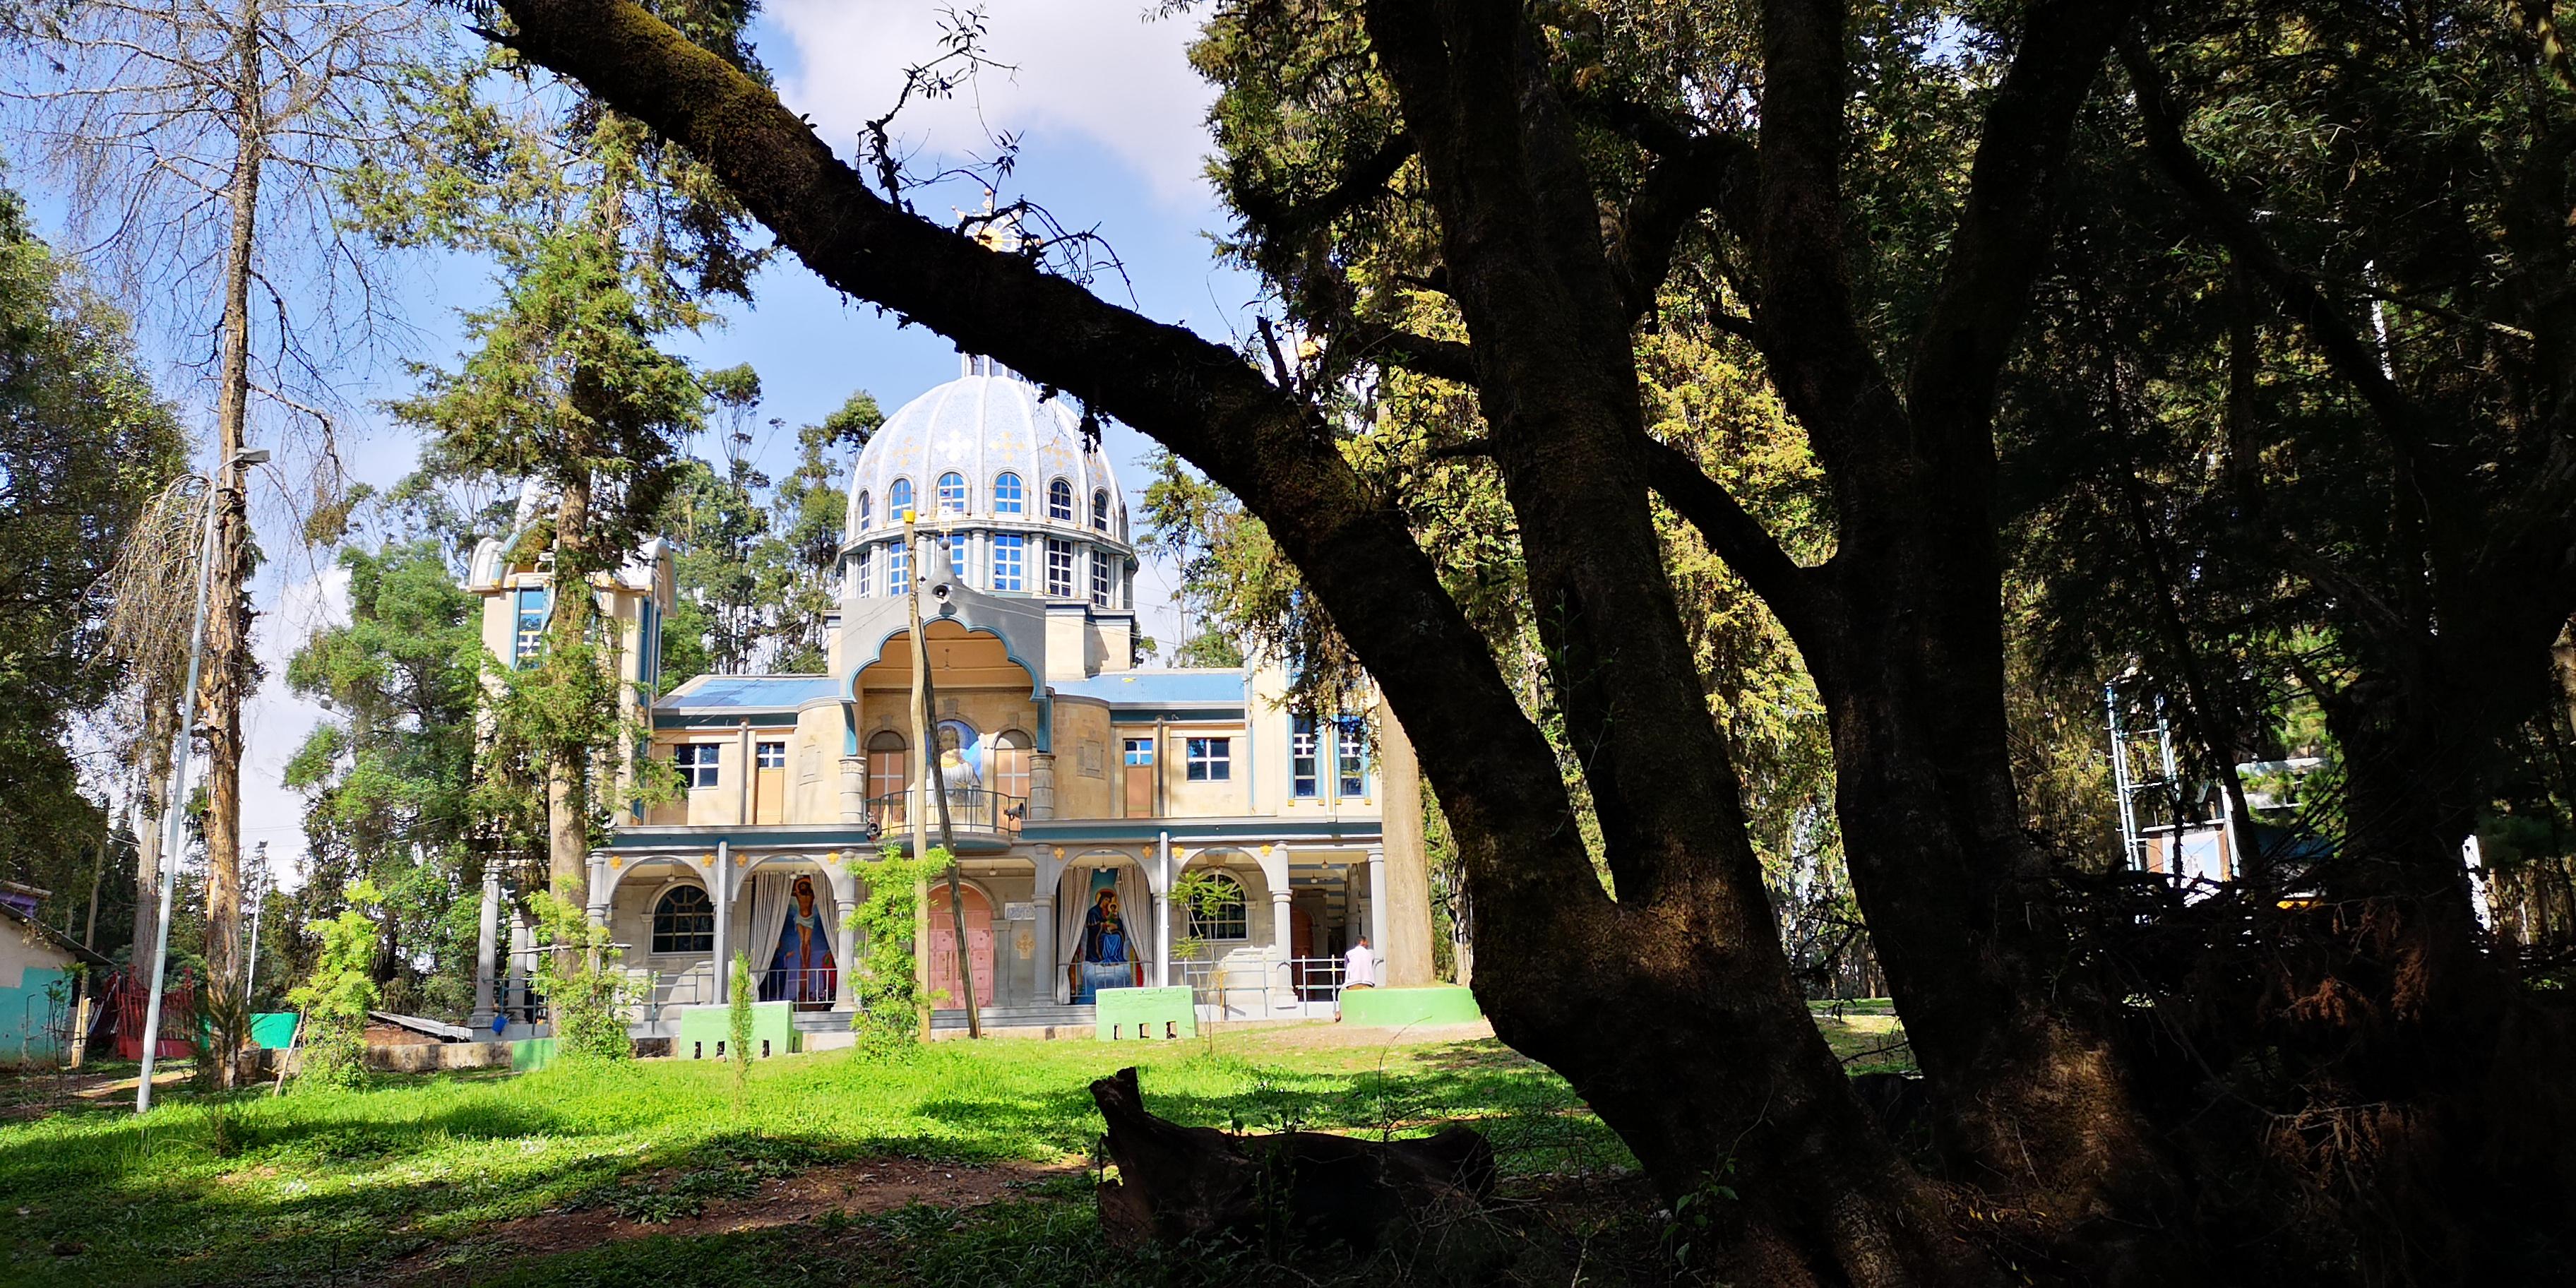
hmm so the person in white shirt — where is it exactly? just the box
[1337,936,1376,1021]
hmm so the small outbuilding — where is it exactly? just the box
[0,885,108,1066]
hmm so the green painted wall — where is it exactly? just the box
[676,1002,796,1059]
[1339,985,1481,1029]
[1095,986,1195,1041]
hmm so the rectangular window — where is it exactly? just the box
[1092,548,1114,607]
[513,587,551,667]
[853,546,873,598]
[1186,737,1232,782]
[1336,719,1368,799]
[887,539,909,595]
[1046,538,1075,597]
[1290,716,1318,799]
[991,533,1025,592]
[756,741,785,770]
[1123,737,1155,767]
[674,743,721,789]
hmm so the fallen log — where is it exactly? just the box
[1090,1065,1496,1253]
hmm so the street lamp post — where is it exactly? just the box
[136,446,267,1114]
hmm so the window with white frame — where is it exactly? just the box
[1336,719,1368,798]
[513,587,550,667]
[1290,716,1318,799]
[756,741,786,770]
[651,885,713,953]
[936,471,967,515]
[994,472,1024,514]
[857,490,872,530]
[1048,477,1075,521]
[1186,872,1247,941]
[1091,488,1111,532]
[991,532,1025,591]
[1186,737,1232,781]
[1092,548,1114,606]
[675,743,721,789]
[853,545,873,597]
[888,477,914,520]
[888,539,909,595]
[1046,537,1075,597]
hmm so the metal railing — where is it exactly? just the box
[867,787,1027,836]
[1171,955,1353,1016]
[617,965,843,1023]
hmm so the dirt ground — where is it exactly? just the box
[393,1156,1083,1279]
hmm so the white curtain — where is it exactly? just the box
[1118,865,1155,974]
[744,871,792,982]
[1055,871,1085,1004]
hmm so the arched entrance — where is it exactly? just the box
[927,886,995,1011]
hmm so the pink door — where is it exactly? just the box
[927,888,996,1011]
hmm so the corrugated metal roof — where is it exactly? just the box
[1050,670,1246,705]
[663,674,841,710]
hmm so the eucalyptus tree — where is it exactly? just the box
[0,0,437,996]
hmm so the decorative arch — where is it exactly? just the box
[993,471,1024,515]
[845,616,1046,703]
[888,477,915,520]
[1181,871,1248,943]
[1047,476,1075,522]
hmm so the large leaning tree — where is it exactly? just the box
[482,0,2576,1282]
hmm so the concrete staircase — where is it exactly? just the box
[929,1003,1097,1037]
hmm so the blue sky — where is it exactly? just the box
[21,1,1261,880]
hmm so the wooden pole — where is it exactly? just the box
[907,515,980,1037]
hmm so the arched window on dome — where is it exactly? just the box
[993,472,1024,515]
[1091,489,1110,532]
[856,490,872,530]
[888,477,914,520]
[1047,477,1074,522]
[936,471,968,515]
[651,885,713,954]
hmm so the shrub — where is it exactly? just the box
[287,887,381,1091]
[530,888,645,1061]
[849,845,943,1051]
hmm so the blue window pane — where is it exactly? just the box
[888,540,910,595]
[991,533,1025,591]
[675,743,721,789]
[1048,478,1074,521]
[1092,489,1110,532]
[889,477,914,520]
[994,472,1024,514]
[857,490,871,529]
[937,471,967,515]
[1186,737,1232,782]
[1290,716,1318,799]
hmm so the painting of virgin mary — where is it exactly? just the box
[761,874,837,1008]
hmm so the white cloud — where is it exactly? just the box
[770,0,1217,203]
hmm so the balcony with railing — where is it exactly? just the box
[866,786,1027,851]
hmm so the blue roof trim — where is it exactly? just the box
[655,712,801,729]
[1050,671,1246,706]
[1109,708,1246,724]
[660,674,840,710]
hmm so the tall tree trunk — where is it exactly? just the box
[1375,699,1434,987]
[201,0,268,1030]
[546,465,595,1020]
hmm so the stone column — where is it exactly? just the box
[1366,846,1389,962]
[1272,887,1295,1008]
[711,842,731,1004]
[1032,894,1056,1006]
[1029,751,1056,820]
[839,756,866,824]
[828,856,861,1015]
[1154,832,1172,989]
[470,866,501,1029]
[1376,700,1437,986]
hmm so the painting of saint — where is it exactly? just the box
[762,874,837,1008]
[937,720,983,794]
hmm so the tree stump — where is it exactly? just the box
[1090,1066,1496,1253]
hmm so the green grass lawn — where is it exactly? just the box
[0,1027,1626,1287]
[0,1010,1909,1287]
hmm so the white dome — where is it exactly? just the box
[843,361,1128,547]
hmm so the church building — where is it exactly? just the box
[465,359,1407,1044]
